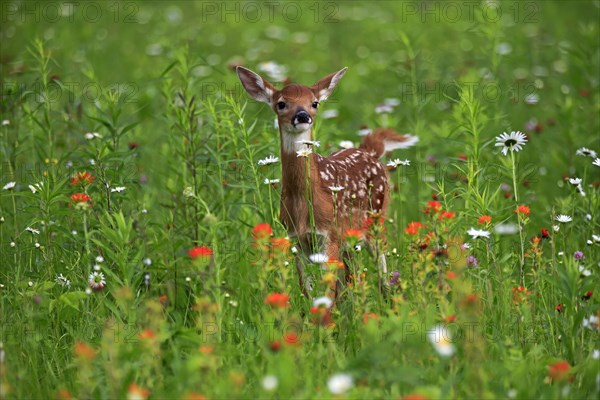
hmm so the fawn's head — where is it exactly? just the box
[236,66,347,135]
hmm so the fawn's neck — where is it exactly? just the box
[279,127,318,196]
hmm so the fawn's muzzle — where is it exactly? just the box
[293,110,312,126]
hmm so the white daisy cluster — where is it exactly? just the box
[428,325,456,357]
[387,158,411,168]
[555,215,572,223]
[495,131,528,156]
[2,182,16,190]
[296,148,312,158]
[258,155,279,166]
[88,271,106,291]
[374,98,401,114]
[55,273,71,289]
[110,186,126,193]
[327,373,353,395]
[264,178,280,185]
[576,147,597,158]
[567,177,586,197]
[339,140,354,149]
[467,228,490,239]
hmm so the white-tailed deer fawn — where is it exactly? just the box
[237,66,418,297]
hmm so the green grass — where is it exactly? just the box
[1,1,599,399]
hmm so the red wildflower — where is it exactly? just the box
[425,201,442,214]
[539,228,550,239]
[199,345,214,354]
[270,237,291,253]
[403,394,429,400]
[439,211,455,220]
[70,193,92,207]
[265,293,289,309]
[446,271,457,280]
[283,331,300,345]
[457,154,468,161]
[127,383,150,400]
[555,304,563,313]
[70,171,95,186]
[138,329,156,340]
[405,222,424,236]
[74,341,96,361]
[478,215,492,225]
[159,295,168,305]
[514,205,530,216]
[188,246,213,261]
[363,313,378,324]
[252,223,272,240]
[547,360,571,382]
[269,341,281,352]
[444,315,457,323]
[582,291,593,301]
[344,229,363,241]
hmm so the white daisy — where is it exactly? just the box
[339,140,354,149]
[494,223,519,235]
[358,128,372,136]
[28,182,43,193]
[328,185,344,192]
[593,158,600,167]
[84,132,102,140]
[296,148,313,158]
[297,140,320,147]
[55,273,71,289]
[592,234,600,243]
[553,225,560,232]
[327,373,353,395]
[2,182,16,190]
[576,147,597,158]
[258,155,279,166]
[583,315,599,331]
[427,325,456,357]
[579,266,591,277]
[110,186,126,193]
[375,104,394,114]
[467,228,490,239]
[321,109,339,119]
[384,98,401,107]
[387,159,411,168]
[264,178,280,185]
[96,255,104,263]
[555,215,572,223]
[2,120,9,126]
[313,296,333,309]
[568,177,582,185]
[494,131,528,156]
[88,271,106,291]
[261,375,278,391]
[309,253,328,263]
[592,349,600,360]
[143,258,152,266]
[25,227,40,235]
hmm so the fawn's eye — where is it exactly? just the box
[277,101,286,110]
[312,101,319,109]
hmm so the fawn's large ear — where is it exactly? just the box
[311,67,347,102]
[236,66,276,104]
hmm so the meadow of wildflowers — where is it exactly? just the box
[0,1,599,399]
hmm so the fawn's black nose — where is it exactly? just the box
[293,110,312,126]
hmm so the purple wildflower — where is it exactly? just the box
[574,251,584,260]
[390,271,400,285]
[466,255,479,267]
